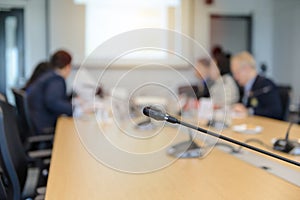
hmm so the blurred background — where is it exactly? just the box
[0,0,299,113]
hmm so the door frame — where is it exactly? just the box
[0,8,24,95]
[210,14,252,53]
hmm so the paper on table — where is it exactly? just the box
[232,124,263,134]
[198,98,213,120]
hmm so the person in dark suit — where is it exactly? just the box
[27,50,73,134]
[231,51,282,119]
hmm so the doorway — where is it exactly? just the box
[0,8,25,102]
[210,15,252,55]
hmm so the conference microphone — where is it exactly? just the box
[273,122,300,154]
[143,106,300,167]
[143,106,179,124]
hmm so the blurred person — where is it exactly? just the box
[194,58,213,99]
[209,59,240,108]
[231,51,282,119]
[198,59,239,108]
[23,61,52,90]
[211,45,231,75]
[27,50,73,134]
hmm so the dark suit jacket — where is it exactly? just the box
[245,75,282,120]
[27,71,72,134]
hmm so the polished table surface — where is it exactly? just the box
[222,116,300,165]
[45,116,300,200]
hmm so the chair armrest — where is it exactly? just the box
[24,135,53,152]
[27,134,53,143]
[43,158,51,165]
[34,194,45,200]
[36,186,46,194]
[28,149,52,159]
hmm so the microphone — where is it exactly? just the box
[143,106,179,124]
[143,106,300,167]
[273,122,299,154]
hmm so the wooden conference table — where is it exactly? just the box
[45,115,300,200]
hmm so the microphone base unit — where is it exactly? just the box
[273,139,300,155]
[167,140,202,158]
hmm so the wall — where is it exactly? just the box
[49,0,278,95]
[49,0,300,102]
[273,0,300,103]
[4,0,299,103]
[210,17,250,54]
[49,0,85,64]
[25,0,47,77]
[49,0,199,95]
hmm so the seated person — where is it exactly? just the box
[195,58,239,108]
[211,45,231,76]
[23,61,52,90]
[194,58,214,98]
[230,51,282,119]
[27,50,73,134]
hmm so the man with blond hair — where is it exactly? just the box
[231,51,282,119]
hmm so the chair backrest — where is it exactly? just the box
[12,88,36,141]
[277,85,292,121]
[0,100,28,200]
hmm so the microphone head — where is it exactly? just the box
[142,106,151,117]
[143,106,166,121]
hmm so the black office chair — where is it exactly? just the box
[0,101,48,200]
[12,88,53,150]
[277,85,292,121]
